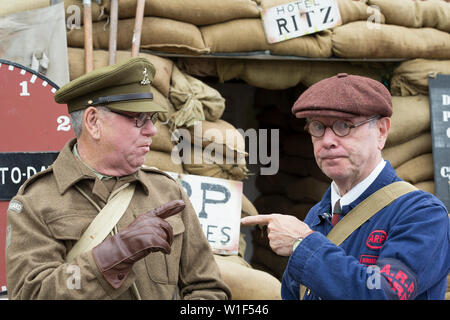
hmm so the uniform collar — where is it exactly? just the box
[313,160,398,221]
[53,138,149,196]
[331,160,386,214]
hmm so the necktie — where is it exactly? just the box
[331,199,341,226]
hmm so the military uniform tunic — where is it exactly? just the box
[6,139,230,300]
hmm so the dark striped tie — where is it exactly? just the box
[331,199,341,226]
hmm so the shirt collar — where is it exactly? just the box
[53,138,149,195]
[331,159,386,214]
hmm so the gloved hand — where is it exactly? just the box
[92,200,186,288]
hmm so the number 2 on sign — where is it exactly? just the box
[57,115,71,131]
[19,81,30,96]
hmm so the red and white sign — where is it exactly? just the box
[0,60,74,293]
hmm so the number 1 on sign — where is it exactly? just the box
[19,81,30,96]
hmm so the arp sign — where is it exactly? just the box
[166,172,243,255]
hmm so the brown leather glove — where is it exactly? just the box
[92,200,185,289]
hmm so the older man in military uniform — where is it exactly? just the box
[6,57,230,300]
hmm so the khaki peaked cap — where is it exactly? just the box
[292,73,392,119]
[54,57,167,113]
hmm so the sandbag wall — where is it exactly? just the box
[62,0,450,60]
[247,87,329,279]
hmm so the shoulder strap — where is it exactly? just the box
[299,181,418,299]
[65,183,136,263]
[326,181,417,246]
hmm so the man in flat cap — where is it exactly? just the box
[6,57,230,300]
[242,73,449,300]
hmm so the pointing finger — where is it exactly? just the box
[147,200,186,220]
[241,214,273,226]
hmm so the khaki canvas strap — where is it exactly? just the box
[299,181,417,300]
[65,183,136,263]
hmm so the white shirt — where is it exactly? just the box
[331,159,386,215]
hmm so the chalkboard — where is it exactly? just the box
[428,74,450,211]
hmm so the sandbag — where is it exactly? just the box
[255,172,298,195]
[253,194,295,214]
[150,122,175,154]
[0,0,50,17]
[241,194,259,218]
[67,17,209,55]
[201,19,332,58]
[184,120,247,159]
[285,176,329,202]
[391,59,450,96]
[214,254,281,300]
[280,156,322,177]
[168,66,225,129]
[396,153,434,184]
[282,132,314,158]
[260,0,385,24]
[382,132,432,169]
[144,150,183,173]
[289,202,315,221]
[251,244,289,280]
[368,0,450,32]
[332,21,450,59]
[182,146,249,181]
[177,58,218,78]
[386,96,430,147]
[67,47,173,97]
[216,59,384,91]
[104,0,260,26]
[414,180,435,194]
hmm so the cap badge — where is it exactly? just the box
[141,67,151,85]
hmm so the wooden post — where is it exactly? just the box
[83,0,94,72]
[131,0,146,57]
[108,0,119,65]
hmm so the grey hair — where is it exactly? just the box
[70,106,110,138]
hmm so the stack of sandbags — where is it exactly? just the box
[390,59,450,97]
[216,59,388,91]
[249,88,330,280]
[332,0,450,59]
[62,0,450,60]
[382,96,434,193]
[180,119,249,181]
[67,47,173,97]
[66,0,260,55]
[167,65,225,129]
[201,0,384,58]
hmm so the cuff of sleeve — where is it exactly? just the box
[86,249,137,298]
[287,231,329,285]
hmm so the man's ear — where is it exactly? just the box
[377,117,391,151]
[83,107,102,140]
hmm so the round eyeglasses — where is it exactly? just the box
[105,108,159,128]
[304,116,380,138]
